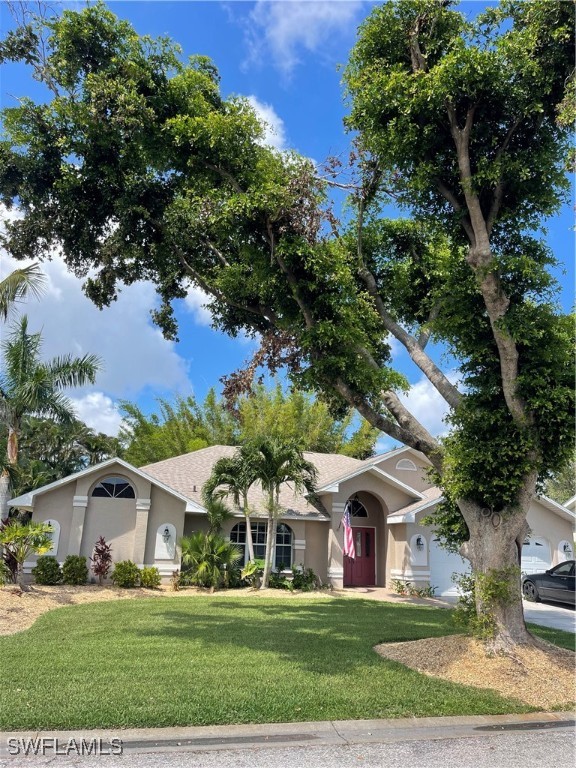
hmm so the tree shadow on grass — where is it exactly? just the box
[123,598,457,677]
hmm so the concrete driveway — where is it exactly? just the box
[341,587,576,633]
[522,600,575,633]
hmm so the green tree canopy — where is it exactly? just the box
[0,415,121,499]
[119,383,379,466]
[0,0,573,650]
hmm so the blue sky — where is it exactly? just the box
[0,1,573,443]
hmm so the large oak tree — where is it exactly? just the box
[0,1,573,650]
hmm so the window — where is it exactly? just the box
[396,458,417,471]
[348,498,367,517]
[92,476,135,499]
[230,522,294,569]
[552,562,574,577]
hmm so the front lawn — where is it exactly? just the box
[1,597,537,730]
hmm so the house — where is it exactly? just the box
[9,445,576,594]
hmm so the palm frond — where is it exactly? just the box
[0,264,46,320]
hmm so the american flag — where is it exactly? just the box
[342,502,355,560]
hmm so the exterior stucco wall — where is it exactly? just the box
[30,485,74,562]
[374,454,433,493]
[184,513,210,538]
[80,497,137,563]
[303,521,328,578]
[144,485,186,567]
[526,501,575,566]
[386,522,408,585]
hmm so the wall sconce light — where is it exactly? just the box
[563,542,572,554]
[162,527,171,543]
[415,536,424,552]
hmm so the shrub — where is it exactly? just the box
[62,555,88,585]
[0,557,12,586]
[32,555,62,585]
[170,570,180,591]
[180,532,242,592]
[291,565,320,591]
[90,536,113,585]
[140,566,161,589]
[391,578,408,595]
[0,521,54,590]
[240,558,265,589]
[111,560,140,588]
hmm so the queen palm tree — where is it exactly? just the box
[0,315,100,520]
[248,439,317,589]
[203,446,260,561]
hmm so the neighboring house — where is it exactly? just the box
[9,445,576,594]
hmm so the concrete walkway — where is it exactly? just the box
[1,712,573,759]
[338,587,576,633]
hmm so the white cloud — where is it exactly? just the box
[399,372,460,438]
[247,95,287,150]
[0,212,194,436]
[245,1,365,75]
[68,392,123,436]
[183,285,213,326]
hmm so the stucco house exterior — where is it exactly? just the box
[9,445,575,594]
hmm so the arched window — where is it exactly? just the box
[396,458,417,471]
[92,476,135,499]
[348,497,368,517]
[230,522,294,569]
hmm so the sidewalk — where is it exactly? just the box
[2,712,574,757]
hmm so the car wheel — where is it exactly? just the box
[522,580,541,602]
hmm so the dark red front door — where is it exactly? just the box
[344,527,376,586]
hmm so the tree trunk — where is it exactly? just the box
[16,560,30,592]
[261,509,276,589]
[458,499,533,652]
[0,470,10,523]
[245,513,255,562]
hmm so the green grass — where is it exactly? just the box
[0,597,551,730]
[527,622,576,651]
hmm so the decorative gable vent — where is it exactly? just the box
[396,458,417,471]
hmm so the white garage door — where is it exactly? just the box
[429,538,470,597]
[521,537,551,575]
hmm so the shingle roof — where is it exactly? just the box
[387,486,444,523]
[141,445,430,521]
[142,446,348,520]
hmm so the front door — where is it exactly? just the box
[344,527,376,586]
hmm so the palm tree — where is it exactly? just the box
[0,520,53,590]
[203,446,260,561]
[0,264,46,320]
[202,492,233,535]
[180,531,242,592]
[0,315,100,520]
[248,439,317,589]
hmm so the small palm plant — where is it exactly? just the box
[0,521,54,590]
[201,491,233,535]
[180,532,242,593]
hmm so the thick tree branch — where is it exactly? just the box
[417,304,440,349]
[446,102,531,427]
[358,265,462,410]
[333,377,443,472]
[434,178,475,243]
